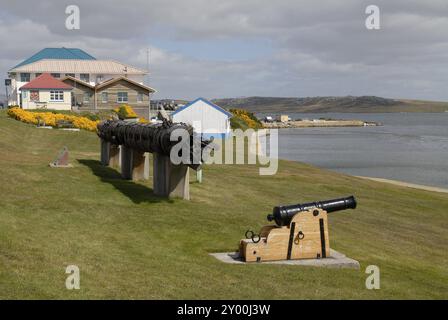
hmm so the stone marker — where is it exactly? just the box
[153,153,190,200]
[49,146,72,168]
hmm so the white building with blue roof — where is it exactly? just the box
[172,98,232,139]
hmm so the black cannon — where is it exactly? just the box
[267,196,357,226]
[97,119,214,170]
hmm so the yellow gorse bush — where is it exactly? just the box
[7,107,99,132]
[229,108,262,129]
[113,104,138,119]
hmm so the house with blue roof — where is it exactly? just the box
[6,48,155,117]
[172,98,232,139]
[12,48,96,69]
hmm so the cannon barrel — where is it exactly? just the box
[267,196,357,226]
[97,119,214,170]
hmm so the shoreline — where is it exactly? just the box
[356,176,448,194]
[262,119,381,128]
[273,156,448,194]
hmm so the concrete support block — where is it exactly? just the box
[209,249,360,269]
[100,139,110,166]
[131,151,150,181]
[196,168,203,183]
[100,139,121,169]
[153,153,190,200]
[120,146,133,180]
[119,147,150,181]
[109,144,121,168]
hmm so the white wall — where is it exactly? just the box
[172,100,230,136]
[8,74,20,106]
[21,89,72,110]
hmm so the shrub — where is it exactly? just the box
[7,107,99,132]
[113,105,138,119]
[229,108,263,130]
[79,112,101,121]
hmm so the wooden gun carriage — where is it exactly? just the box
[239,196,356,262]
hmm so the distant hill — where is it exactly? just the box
[211,96,448,113]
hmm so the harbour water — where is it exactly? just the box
[260,113,448,189]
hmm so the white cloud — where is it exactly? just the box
[1,0,448,100]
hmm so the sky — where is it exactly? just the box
[1,0,448,100]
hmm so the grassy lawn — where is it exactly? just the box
[0,110,447,299]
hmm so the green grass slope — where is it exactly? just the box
[0,111,447,299]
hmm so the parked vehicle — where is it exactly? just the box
[150,117,163,124]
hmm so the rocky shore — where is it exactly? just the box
[262,119,381,128]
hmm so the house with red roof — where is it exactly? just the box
[20,73,73,110]
[7,48,156,117]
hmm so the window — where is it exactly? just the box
[35,73,42,78]
[30,90,39,102]
[50,90,64,102]
[20,73,30,82]
[80,74,90,82]
[65,73,75,78]
[101,92,108,103]
[96,75,104,83]
[117,92,128,103]
[137,93,143,103]
[83,93,91,103]
[51,73,61,78]
[22,91,28,99]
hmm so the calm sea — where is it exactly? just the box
[258,113,448,189]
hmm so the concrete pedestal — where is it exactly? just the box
[196,168,203,183]
[120,146,133,179]
[120,147,150,181]
[132,151,150,181]
[153,153,190,200]
[100,139,110,166]
[109,144,121,168]
[210,249,360,269]
[100,139,121,168]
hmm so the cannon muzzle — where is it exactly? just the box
[267,195,357,226]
